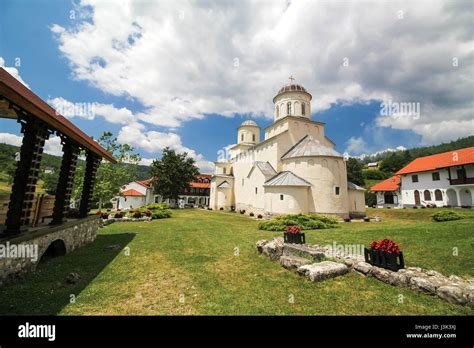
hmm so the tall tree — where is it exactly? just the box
[346,157,365,186]
[150,147,199,205]
[72,132,141,209]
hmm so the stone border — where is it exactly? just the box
[257,237,474,308]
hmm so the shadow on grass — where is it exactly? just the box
[0,232,135,315]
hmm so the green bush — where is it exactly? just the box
[152,210,172,219]
[432,210,466,222]
[144,203,170,210]
[258,213,339,231]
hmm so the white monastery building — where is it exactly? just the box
[209,79,366,218]
[113,175,211,209]
[371,147,474,208]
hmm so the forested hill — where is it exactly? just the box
[359,135,474,164]
[0,143,151,181]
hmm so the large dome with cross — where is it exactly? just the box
[273,76,312,121]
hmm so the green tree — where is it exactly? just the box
[379,152,406,174]
[41,171,59,195]
[72,132,141,209]
[346,157,365,186]
[150,147,199,205]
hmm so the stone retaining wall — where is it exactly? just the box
[0,216,100,286]
[257,237,474,308]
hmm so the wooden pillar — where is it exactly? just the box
[50,138,80,225]
[4,118,50,235]
[79,151,101,217]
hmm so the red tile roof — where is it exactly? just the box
[122,189,145,197]
[190,182,210,189]
[370,175,400,192]
[136,179,152,188]
[396,147,474,175]
[0,68,116,163]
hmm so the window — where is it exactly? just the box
[432,172,440,181]
[412,175,418,183]
[302,103,305,115]
[457,168,466,179]
[287,102,292,115]
[335,187,340,195]
[223,168,226,174]
[255,187,258,194]
[241,134,244,141]
[252,134,255,142]
[276,105,279,118]
[280,194,284,201]
[424,190,431,201]
[384,192,394,204]
[435,189,443,201]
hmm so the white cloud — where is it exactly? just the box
[48,97,136,124]
[345,137,369,155]
[50,0,473,144]
[0,133,63,156]
[0,132,22,147]
[117,123,214,172]
[0,57,30,88]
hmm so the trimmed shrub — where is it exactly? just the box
[249,212,254,217]
[257,214,263,219]
[432,210,466,222]
[258,213,339,231]
[152,210,172,219]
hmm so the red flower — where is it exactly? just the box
[369,239,401,255]
[286,225,301,234]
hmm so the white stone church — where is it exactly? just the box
[209,79,366,218]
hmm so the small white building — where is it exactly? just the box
[370,175,402,208]
[370,147,474,208]
[112,175,211,209]
[367,162,379,170]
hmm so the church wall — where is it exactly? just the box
[210,176,234,210]
[283,156,350,216]
[348,189,366,218]
[264,187,309,214]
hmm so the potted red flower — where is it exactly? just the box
[364,238,404,271]
[284,225,305,244]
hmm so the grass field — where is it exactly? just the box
[0,208,473,315]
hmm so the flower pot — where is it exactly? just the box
[284,232,305,244]
[364,248,404,271]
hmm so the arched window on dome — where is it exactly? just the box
[302,103,306,115]
[252,134,256,142]
[294,101,299,115]
[276,105,279,118]
[287,102,292,115]
[241,133,244,142]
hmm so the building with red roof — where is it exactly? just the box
[370,175,401,208]
[113,174,211,209]
[370,147,474,208]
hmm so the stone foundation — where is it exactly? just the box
[257,237,474,308]
[0,216,100,286]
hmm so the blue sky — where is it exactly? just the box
[1,0,472,171]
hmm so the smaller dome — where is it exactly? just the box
[240,120,259,127]
[277,84,308,95]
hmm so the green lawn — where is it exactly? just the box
[0,208,473,315]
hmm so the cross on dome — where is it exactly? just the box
[288,75,295,83]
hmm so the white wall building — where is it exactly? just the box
[113,175,211,209]
[371,147,474,208]
[209,79,366,218]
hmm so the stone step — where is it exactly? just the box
[280,255,312,271]
[283,243,325,262]
[297,261,349,282]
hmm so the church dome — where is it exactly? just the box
[239,120,259,127]
[273,81,312,103]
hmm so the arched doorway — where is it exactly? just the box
[459,189,472,207]
[39,239,66,263]
[414,190,421,205]
[446,189,458,206]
